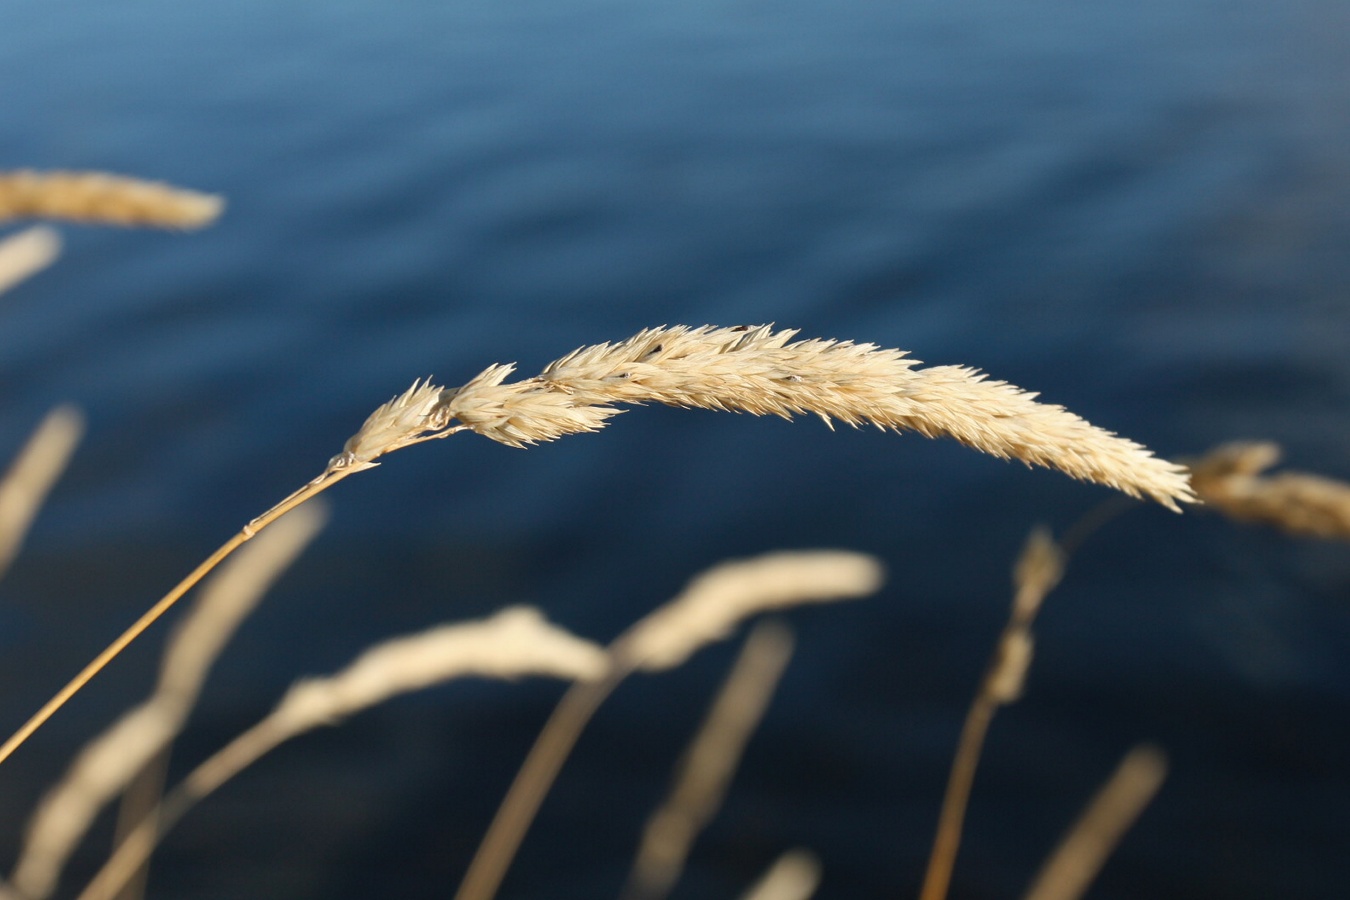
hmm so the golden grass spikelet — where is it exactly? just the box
[439,363,619,448]
[739,850,822,900]
[0,406,84,582]
[335,377,457,468]
[0,170,223,230]
[1010,526,1065,638]
[0,226,61,295]
[618,550,883,671]
[267,607,607,738]
[438,325,1195,510]
[0,324,1189,775]
[1188,441,1350,540]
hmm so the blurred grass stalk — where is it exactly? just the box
[919,527,1064,900]
[621,620,796,900]
[1024,745,1168,900]
[0,407,84,584]
[738,850,822,900]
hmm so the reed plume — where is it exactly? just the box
[1188,441,1350,540]
[439,325,1194,511]
[0,226,61,296]
[0,171,223,230]
[617,550,882,671]
[0,406,84,583]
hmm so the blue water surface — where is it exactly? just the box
[2,1,1348,897]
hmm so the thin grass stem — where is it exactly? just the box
[918,693,1000,900]
[918,528,1064,900]
[452,666,629,900]
[621,621,795,900]
[1022,745,1168,900]
[8,507,326,899]
[0,468,347,768]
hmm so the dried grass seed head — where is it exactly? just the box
[438,363,620,447]
[619,550,885,671]
[1011,526,1065,621]
[437,325,1195,511]
[987,629,1036,704]
[336,378,455,468]
[0,406,84,579]
[269,607,607,736]
[1188,440,1350,540]
[0,170,223,229]
[1188,441,1282,482]
[0,225,61,296]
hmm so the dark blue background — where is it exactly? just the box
[2,2,1348,897]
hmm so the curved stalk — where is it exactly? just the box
[0,466,355,768]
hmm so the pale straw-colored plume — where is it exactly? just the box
[7,506,326,900]
[263,606,608,742]
[0,406,84,582]
[438,325,1195,511]
[332,377,461,469]
[622,622,795,900]
[0,170,223,230]
[1187,441,1350,541]
[454,550,884,900]
[738,850,822,900]
[617,550,882,671]
[0,226,61,295]
[77,607,606,900]
[1024,745,1168,900]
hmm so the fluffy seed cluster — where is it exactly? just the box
[335,378,455,468]
[0,226,61,295]
[432,325,1194,510]
[619,550,884,671]
[0,170,223,230]
[1188,441,1350,540]
[269,607,608,738]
